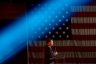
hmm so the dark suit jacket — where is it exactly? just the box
[45,45,56,64]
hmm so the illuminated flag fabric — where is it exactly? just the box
[28,0,96,64]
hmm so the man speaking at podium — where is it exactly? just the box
[45,39,58,64]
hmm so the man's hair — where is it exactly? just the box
[46,38,54,46]
[46,38,53,43]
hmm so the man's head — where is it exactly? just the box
[47,39,54,46]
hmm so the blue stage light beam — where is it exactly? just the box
[0,0,90,63]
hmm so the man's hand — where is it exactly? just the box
[54,51,58,56]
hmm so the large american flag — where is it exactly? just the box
[28,0,96,64]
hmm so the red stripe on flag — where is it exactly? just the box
[72,12,96,17]
[29,58,96,63]
[71,23,96,29]
[29,46,96,52]
[64,58,96,63]
[72,35,96,40]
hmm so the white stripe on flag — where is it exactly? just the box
[29,40,96,46]
[71,17,96,23]
[30,52,96,58]
[71,6,96,12]
[72,29,96,35]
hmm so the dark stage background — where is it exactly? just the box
[0,0,45,64]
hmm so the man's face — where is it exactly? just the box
[50,40,54,46]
